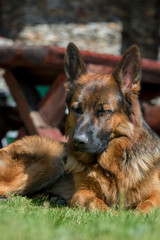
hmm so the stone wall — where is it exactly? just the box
[0,0,159,59]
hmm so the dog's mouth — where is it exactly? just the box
[72,139,109,154]
[73,142,86,152]
[71,129,111,154]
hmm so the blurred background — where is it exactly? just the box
[0,0,159,145]
[0,0,159,58]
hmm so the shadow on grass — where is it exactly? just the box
[30,194,67,209]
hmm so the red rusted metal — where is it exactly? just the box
[0,45,159,141]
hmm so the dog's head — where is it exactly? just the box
[64,43,142,154]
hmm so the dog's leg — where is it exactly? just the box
[70,189,111,212]
[135,192,160,214]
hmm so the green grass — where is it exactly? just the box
[0,196,160,240]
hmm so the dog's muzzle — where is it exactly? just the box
[72,132,88,151]
[72,130,109,154]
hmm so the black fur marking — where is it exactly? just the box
[64,42,86,82]
[97,162,116,180]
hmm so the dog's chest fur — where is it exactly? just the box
[84,156,160,209]
[71,130,160,210]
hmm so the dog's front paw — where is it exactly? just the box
[135,200,154,215]
[70,190,116,213]
[49,195,67,206]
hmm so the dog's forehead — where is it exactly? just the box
[73,73,121,105]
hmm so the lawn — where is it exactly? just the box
[0,196,160,240]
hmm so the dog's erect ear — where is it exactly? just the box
[114,45,142,100]
[64,42,86,82]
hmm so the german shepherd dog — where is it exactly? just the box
[0,43,160,214]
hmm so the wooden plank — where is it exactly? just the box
[4,69,39,134]
[0,46,159,84]
[143,103,160,134]
[0,105,22,130]
[4,69,65,141]
[12,68,41,109]
[15,127,27,140]
[38,128,66,142]
[87,62,160,84]
[87,64,114,75]
[39,74,66,127]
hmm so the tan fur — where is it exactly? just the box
[0,136,71,197]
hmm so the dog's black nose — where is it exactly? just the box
[73,133,88,149]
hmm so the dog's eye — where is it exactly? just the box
[71,106,83,115]
[96,109,113,117]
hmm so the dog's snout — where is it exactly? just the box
[73,132,88,150]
